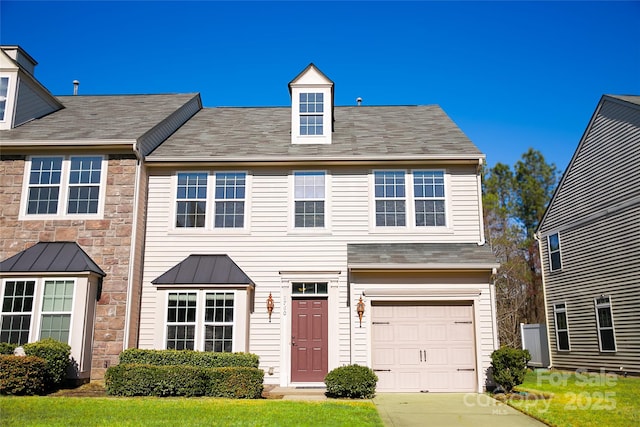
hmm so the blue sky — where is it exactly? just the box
[1,1,639,170]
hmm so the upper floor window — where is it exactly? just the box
[0,77,8,121]
[548,233,562,271]
[595,296,616,352]
[215,173,246,228]
[553,302,570,351]
[299,93,323,136]
[294,171,325,228]
[374,171,406,226]
[23,156,106,218]
[414,171,446,227]
[176,172,208,228]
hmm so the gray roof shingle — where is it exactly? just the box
[1,94,199,141]
[347,243,498,268]
[152,254,254,286]
[0,242,105,276]
[147,105,483,161]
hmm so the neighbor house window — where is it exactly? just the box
[414,171,446,226]
[24,156,106,218]
[0,280,35,344]
[553,302,570,351]
[0,77,9,121]
[548,233,562,271]
[165,291,235,352]
[176,173,208,228]
[299,93,323,135]
[294,171,325,228]
[595,296,616,352]
[215,173,246,228]
[1,279,75,345]
[374,171,406,226]
[39,280,74,343]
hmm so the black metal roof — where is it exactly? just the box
[347,243,498,269]
[152,254,254,286]
[0,242,106,276]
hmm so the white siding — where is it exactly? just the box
[140,164,488,385]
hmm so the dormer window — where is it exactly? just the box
[0,77,8,121]
[300,93,324,136]
[289,64,333,144]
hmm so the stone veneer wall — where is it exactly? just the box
[0,155,138,379]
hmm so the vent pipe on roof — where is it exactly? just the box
[73,80,79,95]
[356,97,362,106]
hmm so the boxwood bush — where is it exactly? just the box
[0,342,18,355]
[324,364,378,399]
[118,348,259,368]
[490,346,531,393]
[0,355,47,395]
[23,338,71,389]
[105,363,264,398]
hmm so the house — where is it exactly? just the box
[137,64,499,392]
[537,95,640,374]
[1,48,499,392]
[0,45,201,380]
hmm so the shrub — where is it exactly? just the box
[490,346,531,393]
[324,364,378,399]
[0,355,47,395]
[105,364,264,398]
[118,348,259,368]
[23,338,71,388]
[0,342,17,355]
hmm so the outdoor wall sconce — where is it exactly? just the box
[356,296,365,328]
[267,293,275,322]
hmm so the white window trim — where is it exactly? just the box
[0,76,10,123]
[19,155,108,221]
[162,289,238,352]
[291,87,332,145]
[553,302,570,351]
[288,170,331,234]
[369,169,452,233]
[547,232,563,272]
[594,296,617,353]
[0,277,76,346]
[170,171,251,234]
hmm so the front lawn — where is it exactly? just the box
[0,396,383,427]
[508,370,640,427]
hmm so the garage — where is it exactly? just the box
[371,301,477,392]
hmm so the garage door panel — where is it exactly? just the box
[372,302,476,393]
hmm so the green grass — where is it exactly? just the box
[0,396,383,427]
[507,370,640,427]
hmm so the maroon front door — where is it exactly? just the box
[291,298,328,382]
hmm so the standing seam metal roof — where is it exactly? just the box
[0,242,105,276]
[152,255,254,285]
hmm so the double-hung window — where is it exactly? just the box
[0,77,9,121]
[548,233,562,271]
[165,291,234,352]
[215,173,245,228]
[414,171,446,226]
[595,296,616,352]
[553,302,570,351]
[374,171,406,226]
[176,173,208,228]
[299,93,323,136]
[294,171,325,228]
[24,155,105,218]
[1,279,75,345]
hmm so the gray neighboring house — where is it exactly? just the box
[537,95,640,374]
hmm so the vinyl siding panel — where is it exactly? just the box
[140,164,488,385]
[13,78,59,127]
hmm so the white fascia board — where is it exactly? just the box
[0,139,137,148]
[348,263,500,271]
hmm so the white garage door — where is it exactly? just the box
[372,302,477,392]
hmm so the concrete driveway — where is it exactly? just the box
[373,393,547,427]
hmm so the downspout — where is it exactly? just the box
[123,141,143,351]
[489,268,499,349]
[476,158,486,245]
[534,231,553,369]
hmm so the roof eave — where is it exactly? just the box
[348,263,499,271]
